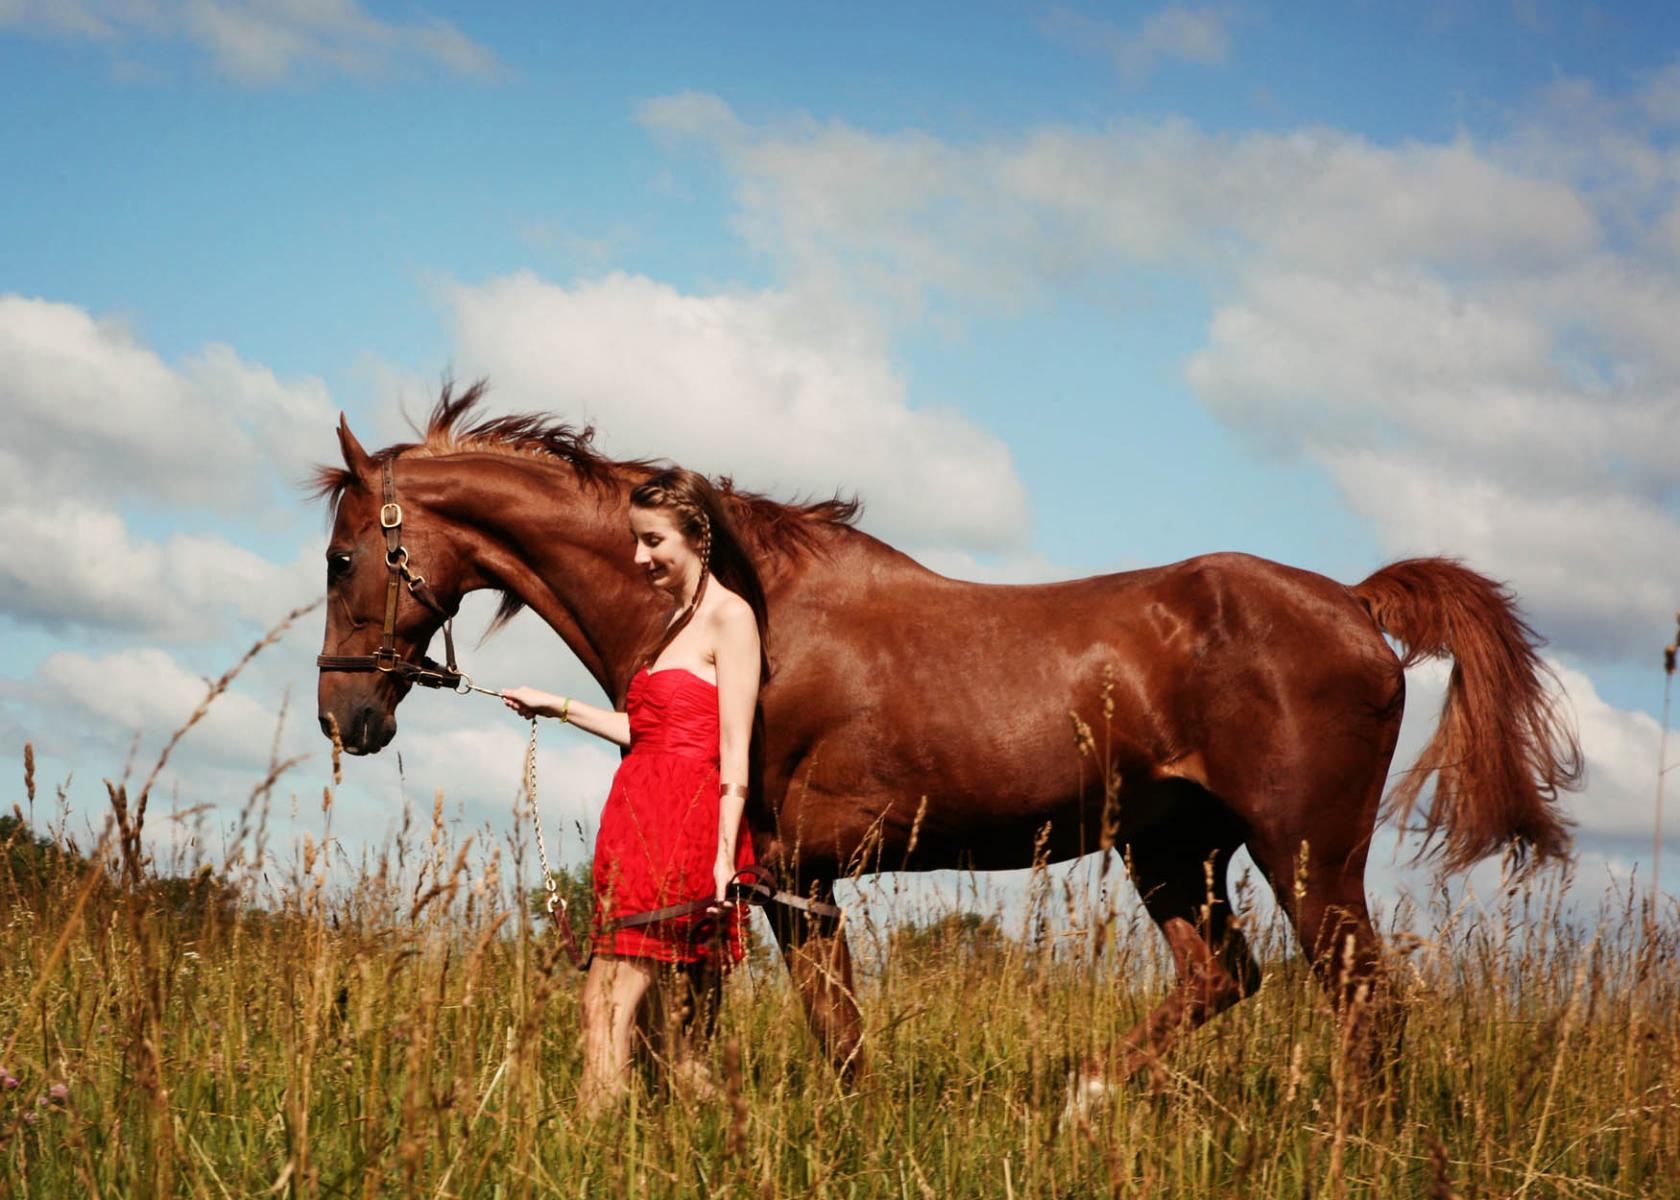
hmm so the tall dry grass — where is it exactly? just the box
[3,620,1677,1197]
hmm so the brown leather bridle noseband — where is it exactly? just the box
[315,458,474,694]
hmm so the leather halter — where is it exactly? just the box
[315,459,467,692]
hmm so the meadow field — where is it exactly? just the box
[3,749,1677,1200]
[2,621,1677,1198]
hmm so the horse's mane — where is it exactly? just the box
[312,380,863,630]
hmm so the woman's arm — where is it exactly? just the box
[711,601,761,898]
[501,686,631,748]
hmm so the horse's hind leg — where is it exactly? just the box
[766,881,866,1084]
[1250,835,1402,1094]
[1074,804,1260,1103]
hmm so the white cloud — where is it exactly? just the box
[1638,60,1680,128]
[192,342,345,489]
[0,294,335,638]
[904,546,1094,584]
[1184,265,1680,658]
[39,644,288,771]
[639,98,1597,318]
[1659,205,1680,261]
[0,0,127,38]
[638,91,743,143]
[638,94,1678,665]
[1326,452,1680,661]
[371,719,620,850]
[17,596,617,865]
[0,498,320,637]
[0,0,497,85]
[438,270,1031,551]
[1389,659,1666,849]
[1189,270,1561,452]
[1043,4,1234,87]
[0,294,337,508]
[1554,662,1666,843]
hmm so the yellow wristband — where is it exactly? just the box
[558,697,572,724]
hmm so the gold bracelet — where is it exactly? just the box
[719,782,748,799]
[557,697,572,724]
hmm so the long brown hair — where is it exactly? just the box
[632,467,771,681]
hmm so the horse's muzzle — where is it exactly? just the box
[319,705,396,756]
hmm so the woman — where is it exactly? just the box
[501,466,767,1115]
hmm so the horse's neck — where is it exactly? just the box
[417,456,654,693]
[412,454,926,692]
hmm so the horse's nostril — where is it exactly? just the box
[317,706,391,755]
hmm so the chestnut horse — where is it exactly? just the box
[314,384,1580,1091]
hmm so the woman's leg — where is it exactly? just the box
[578,954,656,1117]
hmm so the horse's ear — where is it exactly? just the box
[337,413,374,482]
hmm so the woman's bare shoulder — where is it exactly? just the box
[703,584,757,634]
[702,578,756,645]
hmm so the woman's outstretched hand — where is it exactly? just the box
[501,686,551,720]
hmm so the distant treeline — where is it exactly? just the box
[0,814,238,923]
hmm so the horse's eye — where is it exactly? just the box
[326,551,354,582]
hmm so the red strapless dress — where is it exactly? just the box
[590,666,755,965]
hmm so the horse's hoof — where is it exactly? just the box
[1060,1060,1112,1126]
[672,1057,721,1103]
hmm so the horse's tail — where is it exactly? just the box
[1352,557,1580,872]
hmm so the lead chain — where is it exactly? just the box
[526,716,563,915]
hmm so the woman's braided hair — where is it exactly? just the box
[630,467,769,680]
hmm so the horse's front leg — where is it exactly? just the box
[766,882,866,1083]
[628,957,727,1099]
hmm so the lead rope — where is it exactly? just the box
[525,714,592,970]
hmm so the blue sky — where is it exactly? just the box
[3,1,1679,920]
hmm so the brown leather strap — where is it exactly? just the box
[315,458,463,690]
[549,902,594,972]
[558,864,843,973]
[599,895,721,933]
[377,460,403,668]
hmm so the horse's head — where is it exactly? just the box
[315,417,468,755]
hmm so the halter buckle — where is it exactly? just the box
[380,502,402,529]
[374,649,401,672]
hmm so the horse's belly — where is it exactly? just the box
[766,768,1199,876]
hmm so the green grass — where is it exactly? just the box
[3,615,1675,1198]
[1,763,1676,1199]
